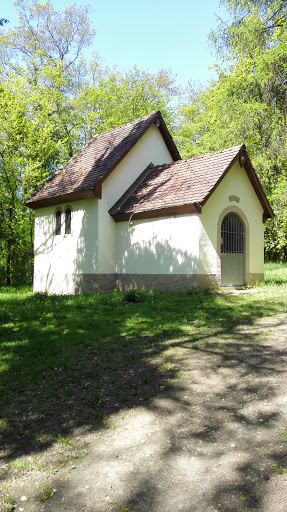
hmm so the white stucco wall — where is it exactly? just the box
[115,161,265,281]
[98,124,174,273]
[33,198,98,293]
[116,215,200,275]
[199,161,264,278]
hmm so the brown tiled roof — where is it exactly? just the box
[110,144,274,221]
[25,111,180,209]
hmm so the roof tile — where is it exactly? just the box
[26,111,179,206]
[113,145,244,216]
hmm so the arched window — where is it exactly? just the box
[65,207,71,235]
[221,213,244,254]
[55,209,62,235]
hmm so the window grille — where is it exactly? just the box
[65,208,71,234]
[55,210,62,235]
[221,214,244,254]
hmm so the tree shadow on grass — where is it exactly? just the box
[119,324,287,511]
[0,288,287,510]
[43,326,287,511]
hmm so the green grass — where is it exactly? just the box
[1,263,287,459]
[272,464,287,475]
[38,484,54,502]
[264,261,287,285]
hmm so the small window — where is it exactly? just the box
[55,209,62,235]
[65,208,71,235]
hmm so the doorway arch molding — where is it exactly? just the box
[217,205,250,285]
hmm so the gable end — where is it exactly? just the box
[201,146,274,222]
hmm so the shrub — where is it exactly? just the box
[122,289,146,303]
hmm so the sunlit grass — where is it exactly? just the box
[0,263,287,452]
[264,261,287,285]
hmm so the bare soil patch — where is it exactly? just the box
[1,313,287,512]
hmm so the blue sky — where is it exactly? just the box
[3,0,229,87]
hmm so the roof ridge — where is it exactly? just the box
[190,144,244,161]
[148,145,245,171]
[93,110,160,136]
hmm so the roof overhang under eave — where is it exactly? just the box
[25,185,101,210]
[112,203,202,222]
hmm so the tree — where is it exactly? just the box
[73,66,178,148]
[0,75,63,285]
[177,0,287,260]
[210,0,287,59]
[0,0,95,78]
[0,0,97,159]
[0,1,179,285]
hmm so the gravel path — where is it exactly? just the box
[1,313,287,512]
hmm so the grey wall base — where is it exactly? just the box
[34,272,221,294]
[72,274,117,294]
[34,271,265,295]
[34,272,266,294]
[246,273,264,285]
[72,272,262,293]
[116,273,220,292]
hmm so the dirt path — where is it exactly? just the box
[1,313,287,512]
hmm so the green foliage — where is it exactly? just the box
[112,502,131,512]
[272,463,286,474]
[264,262,287,284]
[210,1,287,59]
[0,74,65,285]
[0,1,177,286]
[57,433,73,446]
[73,66,177,149]
[177,1,287,260]
[0,495,15,512]
[122,288,147,303]
[0,0,95,78]
[38,484,54,502]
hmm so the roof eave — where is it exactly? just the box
[25,187,100,210]
[112,203,201,222]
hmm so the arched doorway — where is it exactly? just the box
[221,213,245,286]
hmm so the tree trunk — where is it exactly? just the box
[6,244,11,285]
[6,208,12,285]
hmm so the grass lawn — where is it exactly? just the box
[1,262,287,461]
